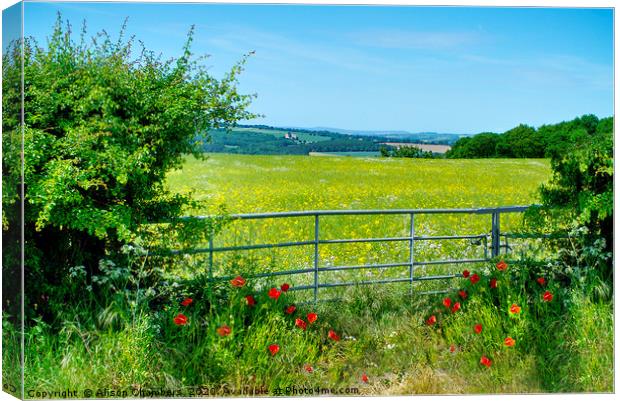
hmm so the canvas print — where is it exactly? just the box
[1,1,614,398]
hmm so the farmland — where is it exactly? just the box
[167,154,550,214]
[165,155,552,296]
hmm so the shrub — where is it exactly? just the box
[2,15,256,322]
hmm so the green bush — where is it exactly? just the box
[1,15,255,323]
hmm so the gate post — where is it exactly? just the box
[208,235,214,310]
[313,214,320,304]
[409,213,415,295]
[491,212,500,258]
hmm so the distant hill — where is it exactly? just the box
[306,126,465,145]
[199,124,459,156]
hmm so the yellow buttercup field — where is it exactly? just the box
[166,154,552,296]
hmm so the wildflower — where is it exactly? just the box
[181,298,193,306]
[462,270,470,278]
[328,329,340,341]
[458,290,468,299]
[449,344,456,353]
[245,295,256,306]
[543,291,553,302]
[173,313,188,326]
[217,325,231,337]
[268,287,282,300]
[268,344,280,356]
[496,260,508,271]
[442,297,452,308]
[281,283,290,292]
[451,302,461,313]
[361,373,369,383]
[480,355,492,368]
[509,304,522,315]
[285,305,296,314]
[537,277,546,286]
[490,278,497,289]
[470,273,480,284]
[307,313,318,324]
[426,315,437,326]
[504,337,516,347]
[474,323,483,334]
[295,318,307,331]
[230,276,246,288]
[304,364,313,373]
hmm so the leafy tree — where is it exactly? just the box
[2,16,255,319]
[537,118,613,281]
[446,132,499,158]
[496,124,544,158]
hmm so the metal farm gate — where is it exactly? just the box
[162,205,562,302]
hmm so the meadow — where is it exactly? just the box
[164,154,552,297]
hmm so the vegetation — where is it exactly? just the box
[379,145,435,158]
[2,17,254,324]
[446,115,612,159]
[202,127,388,155]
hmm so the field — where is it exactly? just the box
[165,155,552,297]
[167,154,549,214]
[381,142,452,153]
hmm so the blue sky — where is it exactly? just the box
[22,2,614,134]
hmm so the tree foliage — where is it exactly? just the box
[2,16,255,317]
[446,115,609,159]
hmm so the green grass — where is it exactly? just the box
[10,263,613,395]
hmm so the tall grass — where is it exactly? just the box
[7,257,612,396]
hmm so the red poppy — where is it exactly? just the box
[307,313,318,324]
[450,302,461,313]
[173,313,188,326]
[470,273,480,284]
[462,270,470,278]
[504,337,516,347]
[361,373,369,383]
[230,276,246,288]
[480,355,492,368]
[449,344,456,353]
[426,315,437,326]
[537,277,546,286]
[281,283,290,292]
[180,298,193,306]
[543,291,553,302]
[328,329,340,341]
[268,344,280,356]
[442,297,452,308]
[245,295,256,306]
[474,323,483,334]
[295,318,307,331]
[496,260,508,271]
[304,364,313,373]
[458,290,468,299]
[509,304,522,315]
[490,278,497,289]
[268,287,282,300]
[285,305,296,314]
[217,324,231,337]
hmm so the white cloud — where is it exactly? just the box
[348,29,482,49]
